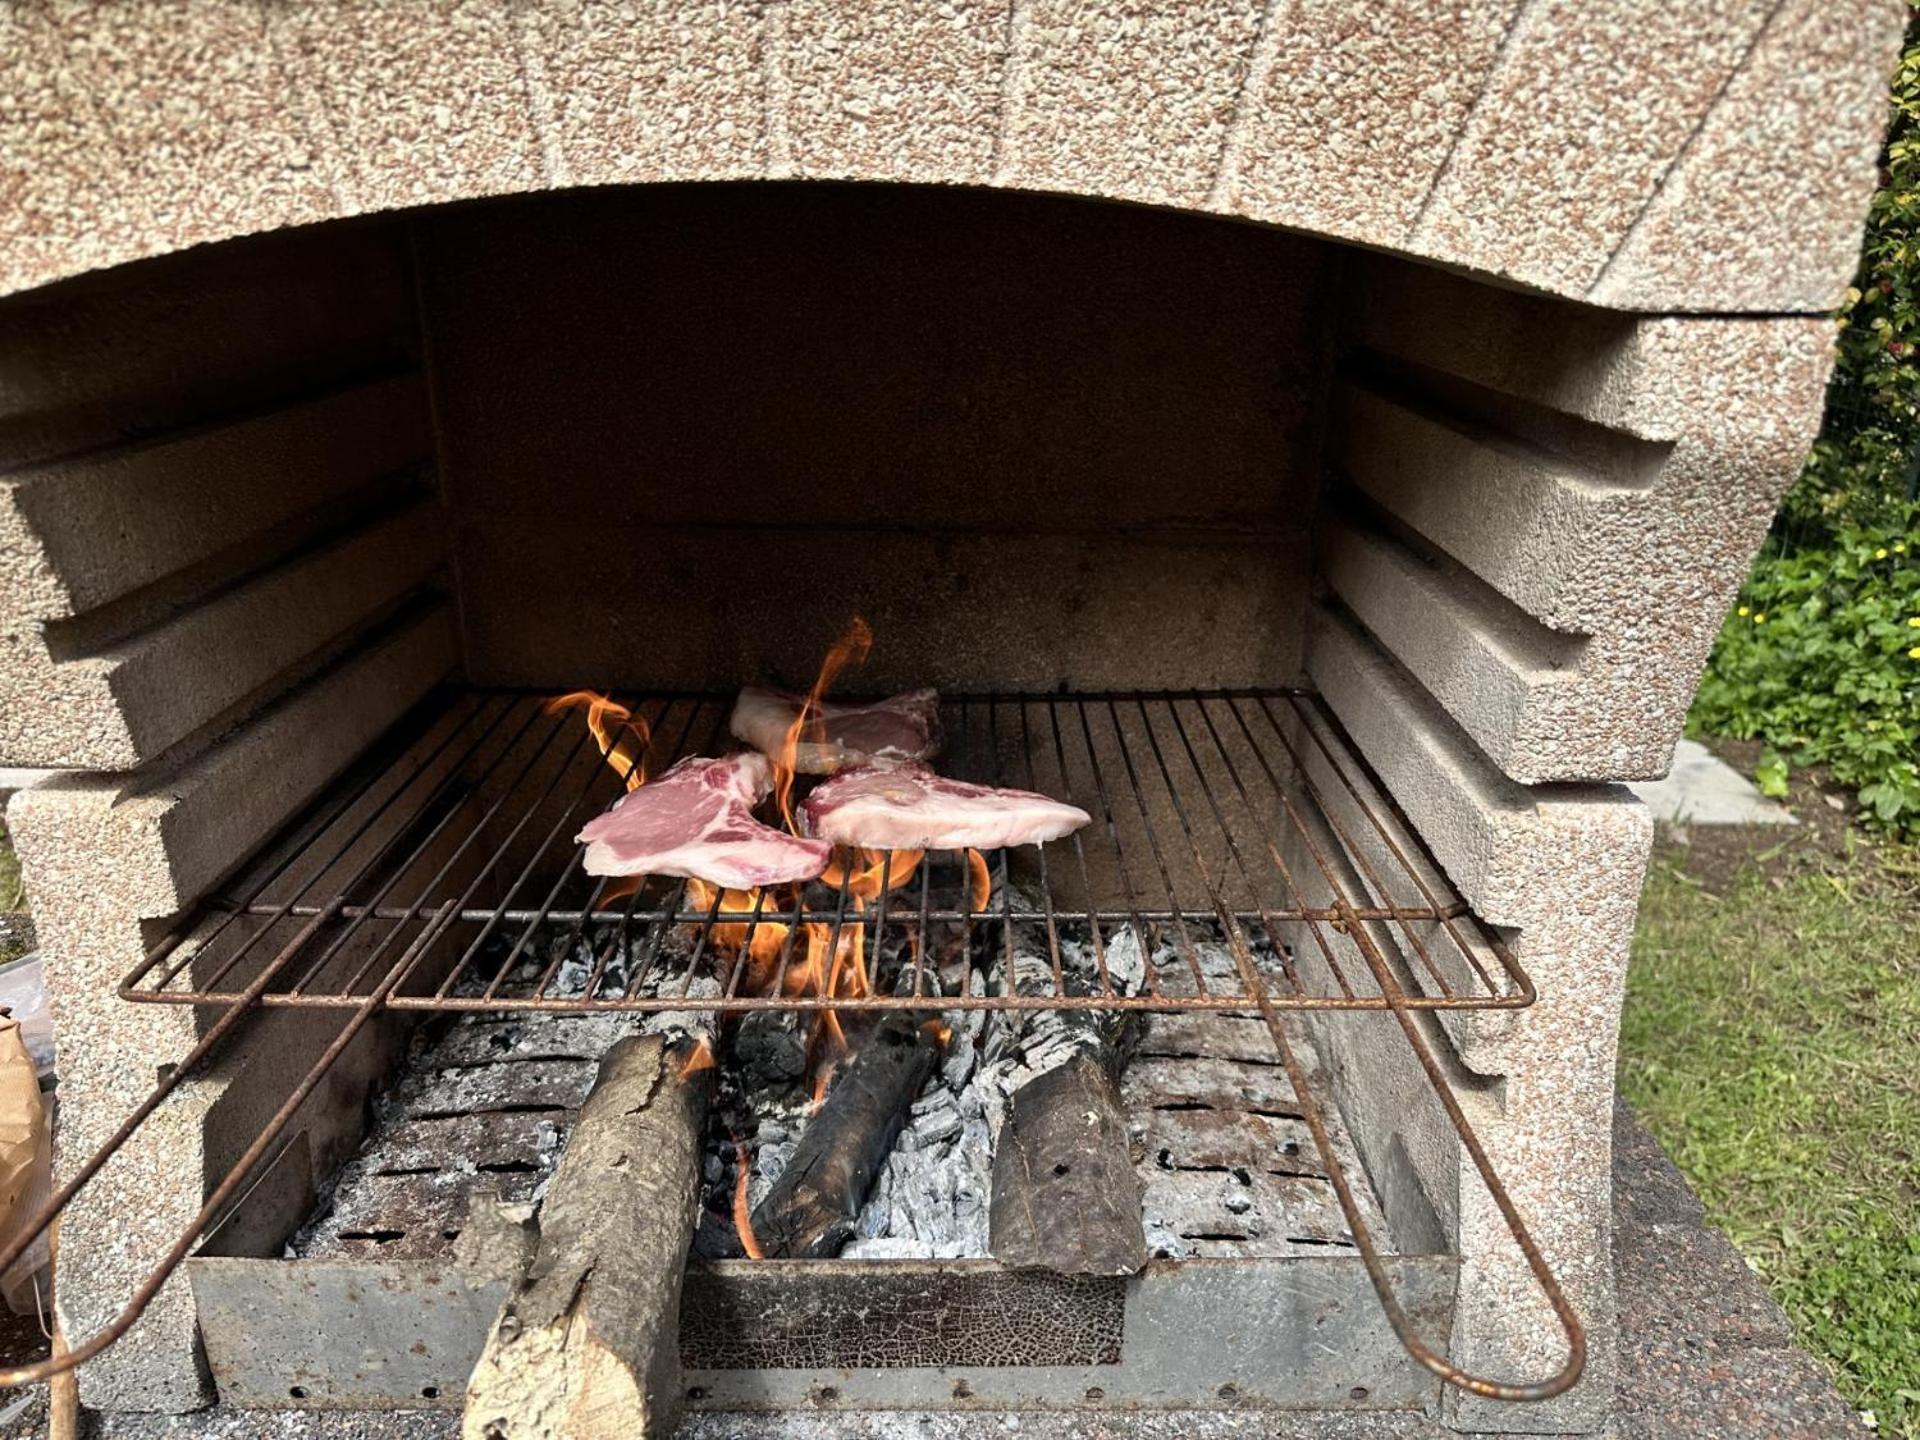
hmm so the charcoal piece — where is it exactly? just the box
[748,1014,938,1258]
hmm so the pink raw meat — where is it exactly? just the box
[729,685,941,775]
[799,760,1091,851]
[576,751,831,888]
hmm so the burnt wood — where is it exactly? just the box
[463,1033,710,1440]
[989,946,1147,1275]
[749,1013,939,1258]
[990,1052,1147,1276]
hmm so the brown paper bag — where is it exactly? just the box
[0,1015,51,1311]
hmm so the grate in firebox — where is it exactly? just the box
[120,688,1529,1017]
[0,689,1584,1405]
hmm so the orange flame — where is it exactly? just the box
[732,1140,765,1261]
[964,848,991,914]
[807,1060,839,1113]
[545,691,651,790]
[774,617,873,831]
[821,846,925,903]
[677,1036,716,1081]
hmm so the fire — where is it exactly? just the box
[546,690,651,790]
[807,1060,838,1113]
[964,847,990,914]
[773,617,872,831]
[546,623,1003,1266]
[677,1036,716,1080]
[732,1140,765,1261]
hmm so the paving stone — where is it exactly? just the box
[1627,741,1797,828]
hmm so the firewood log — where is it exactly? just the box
[749,1012,938,1258]
[463,1033,710,1440]
[988,938,1147,1275]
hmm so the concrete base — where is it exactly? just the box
[55,1102,1860,1440]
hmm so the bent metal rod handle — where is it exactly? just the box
[0,901,459,1388]
[1230,920,1587,1403]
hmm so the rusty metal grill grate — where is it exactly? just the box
[121,688,1528,1016]
[0,687,1584,1405]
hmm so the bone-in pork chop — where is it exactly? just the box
[729,686,941,775]
[576,751,831,888]
[800,760,1091,851]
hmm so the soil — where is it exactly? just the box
[1656,737,1913,902]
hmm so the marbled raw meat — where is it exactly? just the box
[800,760,1090,851]
[729,686,940,774]
[576,751,830,888]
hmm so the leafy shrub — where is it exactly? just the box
[1778,21,1920,550]
[1692,517,1920,836]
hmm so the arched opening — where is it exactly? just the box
[0,175,1813,1424]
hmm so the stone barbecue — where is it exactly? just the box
[0,5,1904,1437]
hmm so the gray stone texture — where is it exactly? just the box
[66,1106,1866,1436]
[784,0,1007,183]
[4,608,456,1410]
[0,1,1902,309]
[1000,0,1265,207]
[0,223,432,772]
[1627,739,1798,827]
[1412,0,1776,296]
[502,1,770,185]
[414,185,1330,694]
[1596,0,1909,310]
[1224,0,1524,239]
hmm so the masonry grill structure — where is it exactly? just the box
[0,5,1904,1435]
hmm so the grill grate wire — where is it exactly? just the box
[0,687,1583,1404]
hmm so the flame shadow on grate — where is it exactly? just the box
[0,689,1583,1406]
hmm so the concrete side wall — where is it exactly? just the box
[0,0,1901,310]
[1295,606,1653,1434]
[5,607,457,1411]
[0,226,446,770]
[421,185,1330,691]
[1320,255,1836,785]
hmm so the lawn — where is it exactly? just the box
[1623,835,1920,1438]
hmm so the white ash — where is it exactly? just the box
[839,924,1147,1259]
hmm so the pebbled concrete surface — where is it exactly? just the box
[18,1102,1859,1440]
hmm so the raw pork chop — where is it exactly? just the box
[576,751,831,888]
[800,760,1091,851]
[729,686,941,775]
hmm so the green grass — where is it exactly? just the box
[1623,849,1920,1438]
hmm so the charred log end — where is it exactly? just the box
[989,1052,1147,1277]
[750,1014,940,1259]
[463,1033,712,1440]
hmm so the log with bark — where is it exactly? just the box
[988,935,1148,1275]
[463,1031,711,1440]
[748,1011,939,1258]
